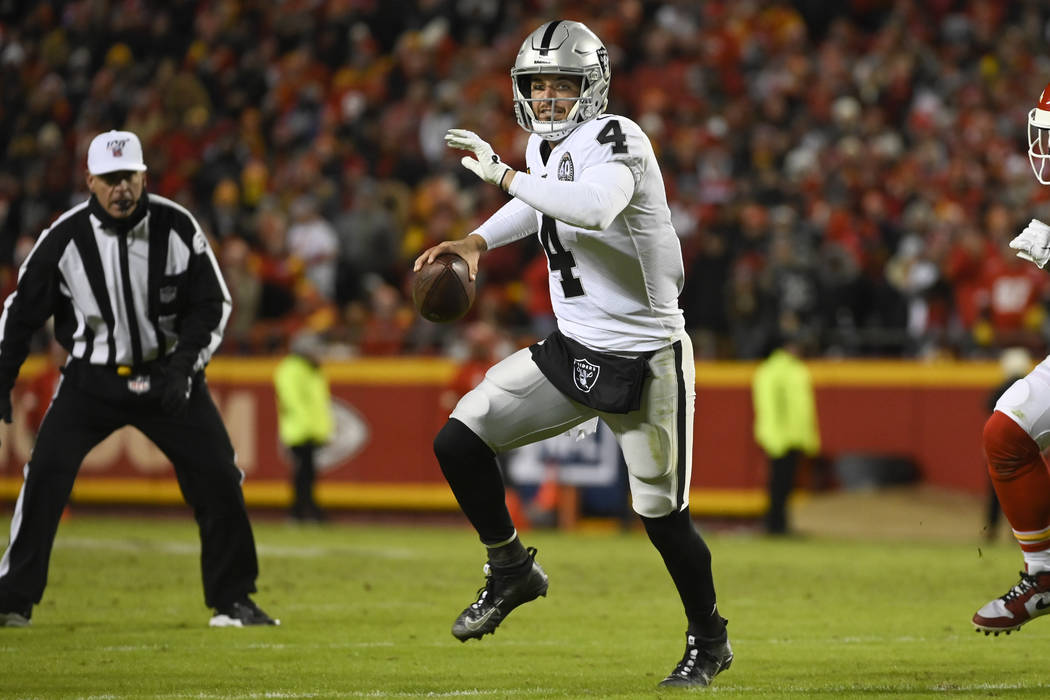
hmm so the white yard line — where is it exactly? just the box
[54,690,555,700]
[44,683,1050,699]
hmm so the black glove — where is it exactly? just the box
[159,364,193,416]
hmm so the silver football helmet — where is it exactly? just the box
[511,20,611,141]
[1029,83,1050,184]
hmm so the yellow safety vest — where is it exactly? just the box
[274,354,333,446]
[751,349,821,458]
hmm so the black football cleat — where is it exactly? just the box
[209,597,280,627]
[0,606,31,628]
[659,633,733,688]
[452,546,548,641]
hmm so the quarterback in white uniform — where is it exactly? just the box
[414,20,731,688]
[481,113,686,353]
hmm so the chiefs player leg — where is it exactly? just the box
[973,371,1050,634]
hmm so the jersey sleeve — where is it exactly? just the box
[0,227,67,393]
[170,210,232,372]
[505,116,652,230]
[473,196,539,250]
[584,116,650,189]
[507,162,634,231]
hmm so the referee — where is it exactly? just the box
[0,130,277,628]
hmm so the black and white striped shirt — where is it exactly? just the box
[0,193,231,392]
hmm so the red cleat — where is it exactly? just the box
[973,571,1050,635]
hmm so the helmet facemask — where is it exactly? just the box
[513,72,596,140]
[1029,107,1050,185]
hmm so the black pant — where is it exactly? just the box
[0,373,259,611]
[289,442,322,520]
[765,449,801,535]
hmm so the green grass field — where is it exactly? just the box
[0,511,1048,699]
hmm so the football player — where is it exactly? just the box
[973,82,1050,635]
[414,20,732,687]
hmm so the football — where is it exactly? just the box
[412,253,475,323]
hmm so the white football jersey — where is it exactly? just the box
[522,114,684,353]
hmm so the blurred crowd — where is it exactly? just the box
[3,0,1050,361]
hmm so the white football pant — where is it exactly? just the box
[994,355,1050,449]
[451,329,694,518]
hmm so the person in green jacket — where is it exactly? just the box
[274,331,334,522]
[751,334,821,535]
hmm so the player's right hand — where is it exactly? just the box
[1010,219,1050,269]
[412,234,487,281]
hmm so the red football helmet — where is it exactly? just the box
[1029,83,1050,184]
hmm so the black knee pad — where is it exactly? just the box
[434,418,493,475]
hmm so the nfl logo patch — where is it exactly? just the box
[127,375,151,394]
[108,139,126,157]
[192,230,208,254]
[573,357,599,393]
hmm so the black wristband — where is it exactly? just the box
[499,168,511,192]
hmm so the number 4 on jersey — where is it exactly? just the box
[540,215,584,298]
[537,118,628,299]
[596,119,628,154]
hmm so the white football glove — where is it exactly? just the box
[444,128,512,190]
[1009,218,1050,269]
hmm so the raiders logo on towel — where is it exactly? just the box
[573,357,599,393]
[530,330,652,414]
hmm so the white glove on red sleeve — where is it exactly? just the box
[1009,219,1050,269]
[444,129,512,190]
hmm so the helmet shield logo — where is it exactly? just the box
[596,47,609,77]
